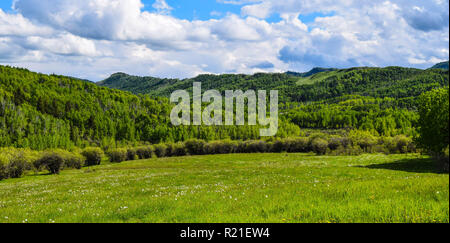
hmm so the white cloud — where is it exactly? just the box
[0,0,447,81]
[152,0,173,14]
[0,9,53,37]
[24,33,101,57]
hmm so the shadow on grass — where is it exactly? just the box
[360,157,448,174]
[27,172,56,177]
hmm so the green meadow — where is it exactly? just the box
[0,153,448,223]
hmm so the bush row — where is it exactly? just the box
[0,132,417,180]
[107,134,416,163]
[0,147,105,180]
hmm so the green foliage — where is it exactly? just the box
[416,88,449,154]
[348,130,378,152]
[241,140,268,153]
[153,144,167,158]
[4,154,29,178]
[126,148,137,161]
[311,138,329,155]
[43,149,85,170]
[285,95,419,136]
[165,142,187,157]
[35,153,65,174]
[171,142,187,157]
[81,147,104,166]
[106,148,127,163]
[430,61,449,70]
[0,148,40,180]
[205,140,238,154]
[136,146,153,159]
[100,66,448,105]
[287,67,448,102]
[1,65,449,150]
[285,137,310,152]
[184,139,206,155]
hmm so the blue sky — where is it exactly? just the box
[0,0,448,80]
[0,1,13,11]
[0,1,252,18]
[0,0,333,23]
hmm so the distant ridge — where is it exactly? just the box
[429,61,449,70]
[98,65,449,103]
[286,67,338,77]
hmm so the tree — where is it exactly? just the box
[416,88,449,155]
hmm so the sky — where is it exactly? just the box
[0,0,449,81]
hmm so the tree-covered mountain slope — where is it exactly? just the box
[99,66,448,103]
[0,65,300,149]
[430,61,449,70]
[0,65,175,149]
[1,64,448,151]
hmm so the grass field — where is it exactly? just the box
[0,153,448,223]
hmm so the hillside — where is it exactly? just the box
[98,72,299,98]
[0,65,174,149]
[430,61,449,70]
[0,65,298,148]
[99,66,449,103]
[1,64,448,150]
[286,67,338,78]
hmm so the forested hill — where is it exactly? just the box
[99,65,449,103]
[0,65,175,149]
[430,61,449,70]
[0,65,300,149]
[1,63,448,150]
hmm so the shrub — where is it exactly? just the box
[0,160,6,180]
[127,148,138,160]
[329,145,363,156]
[204,142,218,154]
[1,153,10,180]
[311,138,329,155]
[172,143,187,157]
[184,139,206,155]
[340,137,351,148]
[220,140,238,154]
[106,148,127,163]
[392,135,412,154]
[328,137,342,151]
[35,153,65,174]
[81,147,104,166]
[0,153,29,179]
[246,140,268,153]
[349,130,377,152]
[372,144,389,154]
[165,143,175,157]
[136,146,153,159]
[206,140,238,154]
[288,138,310,153]
[43,149,85,169]
[0,148,41,180]
[154,144,167,158]
[271,140,285,153]
[6,152,31,178]
[62,152,85,169]
[238,141,252,153]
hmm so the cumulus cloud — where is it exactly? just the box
[0,0,448,81]
[403,4,449,32]
[0,9,53,37]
